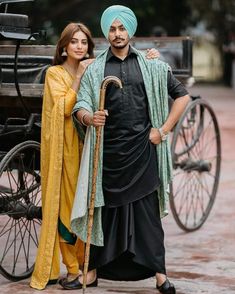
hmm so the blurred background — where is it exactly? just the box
[2,0,235,87]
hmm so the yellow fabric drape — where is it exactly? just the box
[30,65,84,290]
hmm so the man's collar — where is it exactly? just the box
[106,45,138,61]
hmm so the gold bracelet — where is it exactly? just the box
[81,112,92,126]
[81,113,88,126]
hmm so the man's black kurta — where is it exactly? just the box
[89,47,188,280]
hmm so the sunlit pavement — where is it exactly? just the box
[0,84,235,294]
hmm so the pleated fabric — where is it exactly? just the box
[89,192,166,280]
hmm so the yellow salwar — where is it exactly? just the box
[30,65,84,290]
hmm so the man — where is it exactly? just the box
[71,5,190,293]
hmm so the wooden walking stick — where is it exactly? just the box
[82,76,122,293]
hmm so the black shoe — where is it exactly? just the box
[59,276,98,290]
[47,279,58,285]
[156,278,176,294]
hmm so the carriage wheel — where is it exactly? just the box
[170,98,221,232]
[0,140,41,281]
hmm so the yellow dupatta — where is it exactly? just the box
[30,66,83,289]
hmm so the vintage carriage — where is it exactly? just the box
[0,0,221,282]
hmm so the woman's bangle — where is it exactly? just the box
[81,112,92,126]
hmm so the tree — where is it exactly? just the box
[186,0,235,48]
[186,0,235,84]
[6,0,191,41]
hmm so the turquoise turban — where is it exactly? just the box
[100,5,137,39]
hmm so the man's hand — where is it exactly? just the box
[92,110,108,127]
[149,128,161,145]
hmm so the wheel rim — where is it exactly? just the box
[0,141,41,281]
[170,99,221,231]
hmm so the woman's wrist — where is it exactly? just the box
[81,112,93,126]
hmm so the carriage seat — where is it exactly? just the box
[0,12,28,27]
[0,12,31,39]
[0,55,52,84]
[0,45,54,119]
[0,0,52,85]
[0,0,33,40]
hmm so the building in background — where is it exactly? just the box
[184,23,222,83]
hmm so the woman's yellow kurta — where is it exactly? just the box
[30,65,84,290]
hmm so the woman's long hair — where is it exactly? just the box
[53,22,95,65]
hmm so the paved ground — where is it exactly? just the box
[0,84,235,293]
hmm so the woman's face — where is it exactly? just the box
[66,30,88,61]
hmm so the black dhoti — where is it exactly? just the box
[89,192,166,280]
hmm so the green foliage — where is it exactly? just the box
[186,0,235,47]
[4,0,191,42]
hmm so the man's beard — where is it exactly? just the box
[110,37,129,49]
[112,43,128,49]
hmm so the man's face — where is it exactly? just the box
[108,19,130,49]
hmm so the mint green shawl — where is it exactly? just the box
[71,47,173,246]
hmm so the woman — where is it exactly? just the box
[30,22,159,290]
[30,22,95,290]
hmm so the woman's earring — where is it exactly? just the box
[85,53,89,58]
[61,48,67,57]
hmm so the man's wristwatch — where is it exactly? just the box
[158,127,168,141]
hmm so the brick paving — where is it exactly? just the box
[0,84,235,294]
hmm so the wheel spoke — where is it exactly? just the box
[0,218,15,264]
[170,100,221,231]
[0,141,41,280]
